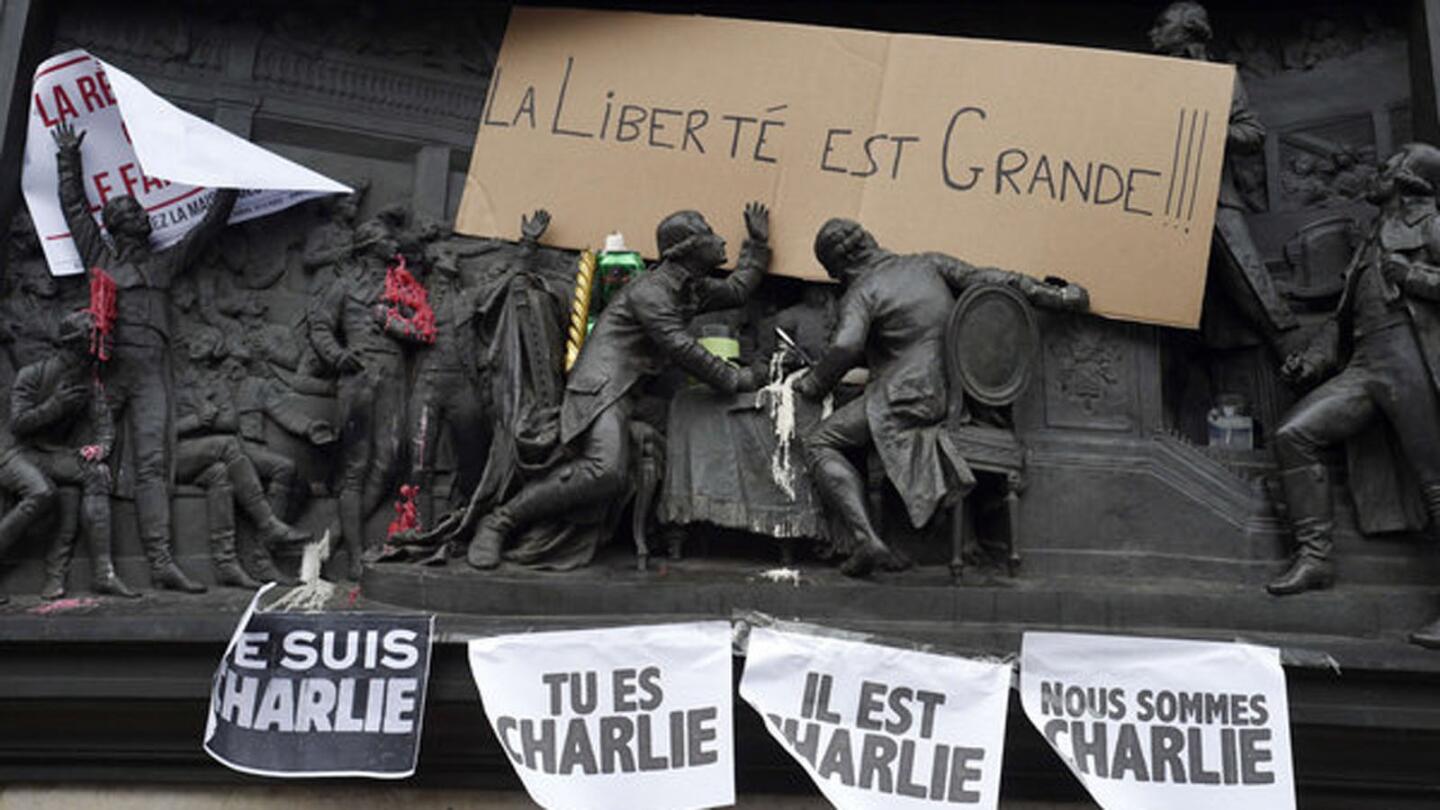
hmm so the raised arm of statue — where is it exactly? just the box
[51,124,107,268]
[698,203,771,312]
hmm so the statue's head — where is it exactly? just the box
[1371,143,1440,203]
[101,195,152,242]
[813,217,877,283]
[56,309,96,357]
[1149,2,1211,57]
[354,218,400,262]
[656,210,726,271]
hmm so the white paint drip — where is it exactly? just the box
[758,567,802,586]
[268,530,336,612]
[761,353,802,500]
[760,354,832,501]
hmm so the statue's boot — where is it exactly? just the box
[808,450,893,578]
[238,478,299,585]
[238,533,297,586]
[137,483,206,593]
[207,482,260,589]
[468,509,512,570]
[339,489,366,581]
[230,458,310,548]
[41,490,80,600]
[466,458,628,570]
[1267,464,1335,596]
[81,491,138,598]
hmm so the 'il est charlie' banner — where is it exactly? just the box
[741,626,1011,810]
[457,8,1235,328]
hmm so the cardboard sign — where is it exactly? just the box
[1020,632,1295,810]
[203,586,435,779]
[456,8,1235,327]
[467,621,735,810]
[740,626,1012,809]
[22,50,349,277]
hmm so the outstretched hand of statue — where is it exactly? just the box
[51,122,86,151]
[1025,275,1090,312]
[521,209,551,244]
[744,202,769,243]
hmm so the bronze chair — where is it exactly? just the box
[868,283,1036,582]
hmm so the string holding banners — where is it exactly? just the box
[467,621,735,810]
[1019,631,1296,810]
[739,624,1012,810]
[22,49,350,277]
[203,584,435,779]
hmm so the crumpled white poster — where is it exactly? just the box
[22,49,350,276]
[740,625,1012,810]
[467,621,736,810]
[1020,631,1295,810]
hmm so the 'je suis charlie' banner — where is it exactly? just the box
[457,8,1235,328]
[1020,631,1295,810]
[204,585,435,779]
[23,49,350,277]
[468,621,736,810]
[740,624,1012,810]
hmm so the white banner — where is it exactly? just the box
[1020,632,1295,810]
[739,626,1011,810]
[467,621,735,810]
[22,49,350,276]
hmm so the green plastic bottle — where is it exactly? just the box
[595,232,646,317]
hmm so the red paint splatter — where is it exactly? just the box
[387,484,421,538]
[86,267,116,360]
[383,254,435,344]
[29,597,101,614]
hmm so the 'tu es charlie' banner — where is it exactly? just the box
[467,621,735,810]
[457,8,1236,328]
[23,49,350,277]
[203,586,435,779]
[1020,632,1295,810]
[740,625,1012,810]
